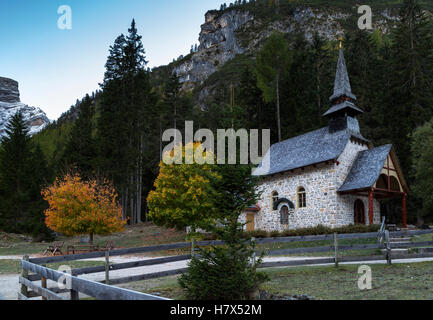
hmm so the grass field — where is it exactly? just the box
[2,223,427,258]
[0,223,187,257]
[122,262,433,300]
[0,259,105,275]
[256,237,382,257]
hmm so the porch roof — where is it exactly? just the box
[338,144,392,193]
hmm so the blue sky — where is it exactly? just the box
[0,0,225,119]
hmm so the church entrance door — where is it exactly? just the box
[354,200,366,225]
[246,213,255,232]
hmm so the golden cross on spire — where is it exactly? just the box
[338,35,343,49]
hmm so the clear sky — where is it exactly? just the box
[0,0,226,120]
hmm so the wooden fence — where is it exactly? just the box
[19,229,433,300]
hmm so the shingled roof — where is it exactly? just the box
[252,126,354,177]
[329,49,357,102]
[338,145,392,192]
[323,101,363,117]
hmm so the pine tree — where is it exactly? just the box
[0,113,50,238]
[411,118,433,224]
[255,32,291,142]
[102,34,127,86]
[64,94,96,179]
[98,19,155,224]
[178,163,268,300]
[388,0,433,174]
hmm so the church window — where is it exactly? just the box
[297,187,307,208]
[271,191,279,210]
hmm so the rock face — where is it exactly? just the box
[174,10,254,90]
[173,7,398,91]
[0,77,20,103]
[0,77,50,138]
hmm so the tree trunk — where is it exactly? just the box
[130,175,135,224]
[276,74,282,142]
[124,188,129,222]
[416,214,424,227]
[316,61,322,118]
[89,233,94,246]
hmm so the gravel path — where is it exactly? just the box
[0,274,19,300]
[0,255,27,260]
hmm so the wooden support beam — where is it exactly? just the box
[334,233,339,268]
[19,276,66,300]
[402,193,407,228]
[368,189,374,225]
[20,255,29,299]
[17,292,29,300]
[41,264,47,301]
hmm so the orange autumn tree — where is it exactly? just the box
[42,173,126,245]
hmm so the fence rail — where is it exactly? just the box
[28,229,433,265]
[19,229,433,300]
[20,259,170,301]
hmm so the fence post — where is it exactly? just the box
[105,250,110,285]
[334,233,339,268]
[20,255,29,299]
[191,237,195,258]
[385,230,392,265]
[251,237,256,265]
[70,289,79,300]
[41,264,47,301]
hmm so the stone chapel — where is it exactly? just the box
[241,46,409,232]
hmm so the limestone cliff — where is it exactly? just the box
[173,6,398,91]
[0,77,50,138]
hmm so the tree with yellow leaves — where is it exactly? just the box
[42,173,126,245]
[147,142,220,232]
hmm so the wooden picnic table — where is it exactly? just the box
[43,241,65,256]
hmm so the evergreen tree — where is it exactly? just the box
[310,32,333,121]
[0,113,50,238]
[98,19,156,224]
[388,0,433,174]
[255,32,291,142]
[237,66,275,136]
[179,163,268,300]
[64,94,96,179]
[411,118,433,224]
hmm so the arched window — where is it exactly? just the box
[390,176,401,192]
[376,174,388,190]
[271,191,279,210]
[280,206,289,225]
[297,187,307,209]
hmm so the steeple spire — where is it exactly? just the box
[329,47,356,104]
[323,39,363,120]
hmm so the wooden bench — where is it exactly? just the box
[99,241,114,252]
[43,241,65,256]
[67,241,114,255]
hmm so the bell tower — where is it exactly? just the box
[323,37,364,135]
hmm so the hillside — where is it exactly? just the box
[159,0,431,107]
